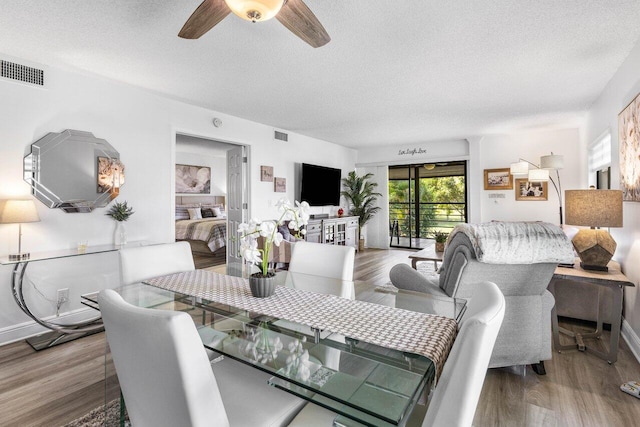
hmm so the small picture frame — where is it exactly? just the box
[260,166,274,182]
[515,179,548,201]
[484,168,513,190]
[274,177,286,193]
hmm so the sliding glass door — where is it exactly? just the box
[388,161,467,249]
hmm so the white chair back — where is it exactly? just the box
[119,241,195,285]
[288,241,355,281]
[422,281,505,427]
[98,289,229,427]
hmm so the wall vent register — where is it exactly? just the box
[1,59,44,86]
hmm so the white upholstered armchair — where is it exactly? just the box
[390,221,574,374]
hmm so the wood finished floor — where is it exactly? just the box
[1,248,639,426]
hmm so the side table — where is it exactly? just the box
[409,246,444,270]
[548,259,634,364]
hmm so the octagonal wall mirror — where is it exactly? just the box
[24,129,125,213]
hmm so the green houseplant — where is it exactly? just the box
[106,201,134,246]
[341,171,382,251]
[433,230,449,253]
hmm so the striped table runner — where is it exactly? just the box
[145,270,458,379]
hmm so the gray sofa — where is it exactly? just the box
[390,222,575,373]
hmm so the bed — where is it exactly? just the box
[175,195,227,267]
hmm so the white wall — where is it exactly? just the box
[581,37,640,353]
[0,60,356,344]
[473,129,582,225]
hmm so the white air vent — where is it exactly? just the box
[274,130,288,142]
[1,59,45,86]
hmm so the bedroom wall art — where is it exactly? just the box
[618,93,640,201]
[175,164,211,194]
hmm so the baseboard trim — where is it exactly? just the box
[0,307,99,347]
[622,317,640,364]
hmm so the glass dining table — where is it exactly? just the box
[83,265,465,427]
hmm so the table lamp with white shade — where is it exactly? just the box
[564,189,623,271]
[0,199,41,260]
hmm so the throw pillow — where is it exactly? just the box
[212,207,223,218]
[176,204,199,220]
[187,207,202,220]
[202,208,214,218]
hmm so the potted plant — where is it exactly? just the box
[433,230,448,253]
[341,171,382,251]
[238,199,309,297]
[106,201,134,246]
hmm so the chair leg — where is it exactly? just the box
[531,361,546,375]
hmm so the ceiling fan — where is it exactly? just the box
[178,0,330,48]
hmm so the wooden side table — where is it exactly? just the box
[548,259,634,364]
[409,246,444,269]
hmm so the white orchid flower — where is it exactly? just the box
[275,198,291,210]
[259,221,276,238]
[272,232,284,246]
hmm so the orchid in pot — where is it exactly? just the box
[238,199,310,297]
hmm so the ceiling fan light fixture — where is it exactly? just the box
[224,0,285,22]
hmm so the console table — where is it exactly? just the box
[305,216,359,251]
[548,259,634,364]
[0,244,130,350]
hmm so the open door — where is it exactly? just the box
[226,145,248,268]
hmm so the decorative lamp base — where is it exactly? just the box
[572,229,616,272]
[249,272,276,298]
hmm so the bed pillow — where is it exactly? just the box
[201,208,215,218]
[187,207,202,220]
[176,204,199,220]
[212,207,224,218]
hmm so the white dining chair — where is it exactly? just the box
[287,280,505,427]
[288,241,355,281]
[99,289,306,427]
[119,241,195,285]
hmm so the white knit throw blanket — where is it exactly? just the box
[448,222,575,264]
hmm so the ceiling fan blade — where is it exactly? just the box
[178,0,231,39]
[276,0,330,48]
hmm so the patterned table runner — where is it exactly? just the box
[145,270,458,379]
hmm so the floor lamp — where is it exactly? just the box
[510,153,564,225]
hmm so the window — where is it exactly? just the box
[588,131,611,189]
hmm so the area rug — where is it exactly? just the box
[63,399,128,427]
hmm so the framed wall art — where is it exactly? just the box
[484,168,513,190]
[515,179,548,201]
[618,93,640,201]
[175,164,211,194]
[274,177,286,192]
[260,165,274,182]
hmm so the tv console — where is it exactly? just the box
[305,216,359,251]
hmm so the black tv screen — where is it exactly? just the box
[300,163,342,206]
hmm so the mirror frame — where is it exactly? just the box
[24,129,122,213]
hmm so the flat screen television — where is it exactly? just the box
[300,163,342,206]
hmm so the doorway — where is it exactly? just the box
[388,161,467,249]
[174,134,249,268]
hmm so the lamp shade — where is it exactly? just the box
[540,154,564,170]
[528,168,549,182]
[564,190,623,227]
[0,200,40,224]
[510,161,529,175]
[224,0,284,21]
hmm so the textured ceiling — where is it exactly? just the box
[1,1,640,148]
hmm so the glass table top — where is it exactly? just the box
[84,268,464,426]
